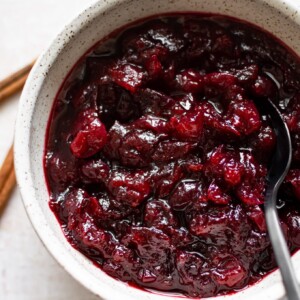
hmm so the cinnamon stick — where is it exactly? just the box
[0,60,35,103]
[0,61,36,215]
[0,145,16,214]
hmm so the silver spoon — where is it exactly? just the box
[261,98,300,300]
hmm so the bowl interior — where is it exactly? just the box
[15,0,300,299]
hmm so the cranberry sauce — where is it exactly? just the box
[45,14,300,297]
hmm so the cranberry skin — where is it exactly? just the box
[204,145,244,187]
[285,170,300,201]
[63,188,90,222]
[148,21,185,53]
[224,84,245,102]
[248,125,276,161]
[251,75,276,98]
[258,246,277,272]
[204,72,237,91]
[236,182,265,205]
[234,153,266,206]
[284,95,300,133]
[152,140,196,162]
[233,64,259,85]
[226,99,262,135]
[170,181,206,210]
[176,251,203,283]
[122,227,172,263]
[64,188,127,223]
[188,205,251,250]
[180,156,203,173]
[120,129,160,167]
[292,135,300,164]
[200,102,239,137]
[169,227,196,248]
[281,209,300,247]
[103,121,128,160]
[200,99,262,139]
[68,83,98,108]
[134,88,175,117]
[74,217,119,259]
[102,245,136,281]
[175,69,204,93]
[137,269,158,284]
[144,199,178,230]
[212,255,247,288]
[107,170,151,207]
[212,34,234,55]
[70,110,108,158]
[245,230,270,256]
[245,205,267,232]
[183,19,221,61]
[105,122,161,168]
[150,162,184,198]
[85,56,115,83]
[169,108,204,141]
[109,62,146,92]
[97,83,140,124]
[235,154,267,206]
[115,89,139,122]
[47,154,78,187]
[162,60,177,86]
[120,20,184,65]
[133,115,169,134]
[145,54,163,78]
[81,158,110,183]
[169,93,196,116]
[207,181,231,205]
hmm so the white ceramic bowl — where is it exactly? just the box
[14,0,300,299]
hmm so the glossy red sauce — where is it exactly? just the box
[44,14,300,297]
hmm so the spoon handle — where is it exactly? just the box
[265,185,300,300]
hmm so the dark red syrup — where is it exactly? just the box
[44,13,300,297]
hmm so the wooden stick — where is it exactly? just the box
[0,61,35,90]
[0,146,13,190]
[0,61,36,214]
[0,60,35,103]
[0,145,16,214]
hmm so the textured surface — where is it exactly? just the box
[4,0,300,300]
[0,1,99,299]
[44,13,300,297]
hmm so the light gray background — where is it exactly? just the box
[0,1,99,299]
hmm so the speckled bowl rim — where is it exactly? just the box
[14,0,300,299]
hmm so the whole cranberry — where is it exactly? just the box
[70,109,108,158]
[109,62,146,92]
[281,209,300,247]
[212,255,247,288]
[170,180,205,210]
[107,170,151,207]
[169,108,204,141]
[144,199,178,230]
[81,158,110,183]
[175,69,204,93]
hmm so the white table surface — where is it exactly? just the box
[0,1,99,299]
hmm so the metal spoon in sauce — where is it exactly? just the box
[261,98,300,300]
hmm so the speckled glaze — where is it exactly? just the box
[14,0,300,299]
